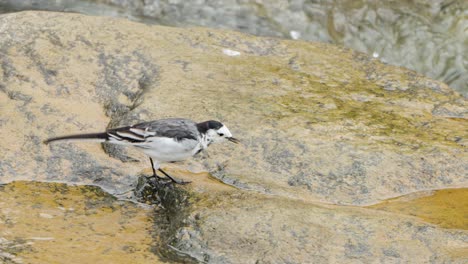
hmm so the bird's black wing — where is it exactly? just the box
[106,118,199,143]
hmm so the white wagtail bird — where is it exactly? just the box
[44,118,239,184]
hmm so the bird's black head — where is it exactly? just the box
[196,120,223,134]
[196,120,239,144]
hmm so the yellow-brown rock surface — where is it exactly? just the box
[0,11,466,263]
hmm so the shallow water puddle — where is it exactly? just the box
[0,181,162,263]
[369,188,468,230]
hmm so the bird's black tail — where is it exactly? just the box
[44,132,109,144]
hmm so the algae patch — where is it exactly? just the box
[134,173,199,263]
[0,181,162,264]
[369,188,468,230]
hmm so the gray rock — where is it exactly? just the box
[1,0,465,95]
[0,11,466,263]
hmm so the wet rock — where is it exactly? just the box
[0,181,161,263]
[0,11,466,263]
[134,175,198,263]
[369,188,468,230]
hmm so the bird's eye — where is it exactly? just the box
[218,133,224,136]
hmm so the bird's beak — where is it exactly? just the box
[228,137,240,144]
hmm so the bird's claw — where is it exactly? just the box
[147,174,166,181]
[173,179,191,185]
[148,174,190,185]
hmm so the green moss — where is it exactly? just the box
[269,76,464,151]
[200,42,465,153]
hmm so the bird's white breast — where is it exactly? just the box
[135,137,200,162]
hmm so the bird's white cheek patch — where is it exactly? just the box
[218,126,232,137]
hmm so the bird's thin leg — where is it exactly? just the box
[148,158,164,180]
[158,168,191,185]
[149,158,157,177]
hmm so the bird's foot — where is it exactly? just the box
[157,168,191,185]
[170,179,191,185]
[151,175,191,185]
[134,173,190,205]
[147,174,191,185]
[145,175,174,187]
[147,174,166,181]
[145,173,191,186]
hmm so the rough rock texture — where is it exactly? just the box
[1,0,466,95]
[103,0,468,94]
[0,11,467,263]
[173,187,468,263]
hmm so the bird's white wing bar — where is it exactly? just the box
[130,127,156,137]
[107,127,159,144]
[107,127,147,143]
[115,131,145,141]
[108,133,122,140]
